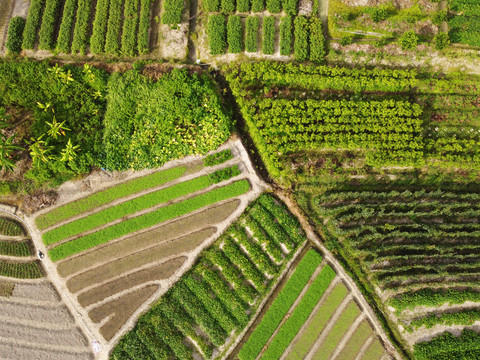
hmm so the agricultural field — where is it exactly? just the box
[111,192,308,359]
[34,142,261,346]
[2,0,189,59]
[194,0,326,62]
[0,215,93,359]
[236,248,391,360]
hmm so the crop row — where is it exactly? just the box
[112,193,303,359]
[18,0,155,54]
[0,217,25,237]
[49,180,251,261]
[0,260,43,279]
[0,241,31,257]
[414,329,480,360]
[238,249,322,360]
[203,149,233,166]
[162,0,184,24]
[36,165,187,230]
[409,307,480,330]
[203,0,297,13]
[207,15,326,59]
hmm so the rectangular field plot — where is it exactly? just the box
[111,193,307,357]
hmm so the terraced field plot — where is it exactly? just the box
[35,144,258,344]
[237,248,391,360]
[0,216,92,360]
[111,192,307,359]
[297,182,480,358]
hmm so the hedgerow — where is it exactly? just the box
[236,0,250,12]
[309,17,325,63]
[266,0,281,13]
[22,0,46,49]
[71,0,91,54]
[204,0,220,12]
[36,166,186,229]
[56,0,77,53]
[221,0,236,12]
[245,16,260,52]
[207,15,227,55]
[105,0,123,54]
[227,15,243,53]
[262,16,275,55]
[49,180,250,261]
[90,0,110,54]
[203,149,233,166]
[251,0,264,12]
[38,0,61,49]
[238,250,322,360]
[122,0,141,55]
[138,0,153,54]
[294,15,309,61]
[43,174,213,245]
[5,17,25,54]
[279,16,292,56]
[103,69,232,170]
[162,0,184,24]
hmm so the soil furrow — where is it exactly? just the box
[0,337,93,359]
[0,299,76,324]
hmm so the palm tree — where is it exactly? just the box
[28,137,53,168]
[0,134,22,172]
[46,116,70,139]
[60,138,80,162]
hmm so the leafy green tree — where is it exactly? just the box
[399,30,418,50]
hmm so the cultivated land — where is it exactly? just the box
[28,140,265,357]
[0,214,93,360]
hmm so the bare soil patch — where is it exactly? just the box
[57,199,240,277]
[89,284,158,341]
[0,299,75,324]
[77,256,186,307]
[66,228,216,293]
[0,342,93,360]
[11,282,60,302]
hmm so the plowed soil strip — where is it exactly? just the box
[11,282,60,302]
[0,300,75,324]
[0,322,88,347]
[89,284,158,341]
[286,282,349,360]
[57,199,240,277]
[66,228,215,293]
[77,256,185,307]
[0,342,93,360]
[334,320,373,360]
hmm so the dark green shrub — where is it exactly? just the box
[204,0,220,12]
[309,17,325,63]
[251,0,264,12]
[221,0,236,12]
[237,0,250,12]
[227,15,243,53]
[6,17,25,54]
[279,15,292,56]
[339,33,354,46]
[366,4,395,22]
[434,32,449,50]
[399,30,418,50]
[432,10,447,26]
[208,15,227,55]
[294,16,309,61]
[245,16,260,52]
[262,16,275,55]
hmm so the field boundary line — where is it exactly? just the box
[60,224,216,280]
[304,294,353,360]
[330,313,365,360]
[0,335,93,354]
[46,171,248,250]
[0,254,36,261]
[275,190,403,360]
[0,274,46,283]
[0,235,30,241]
[255,260,327,360]
[354,335,375,360]
[280,276,341,360]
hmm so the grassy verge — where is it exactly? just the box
[49,180,251,261]
[238,249,322,360]
[36,166,187,230]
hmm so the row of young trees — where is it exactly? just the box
[9,0,154,55]
[207,14,325,60]
[204,0,298,14]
